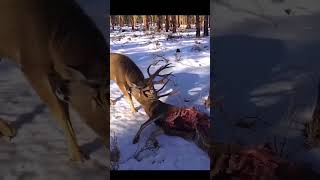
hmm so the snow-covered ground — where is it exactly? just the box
[0,61,108,180]
[212,0,320,173]
[110,26,210,170]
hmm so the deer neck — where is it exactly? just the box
[142,100,160,117]
[137,98,172,119]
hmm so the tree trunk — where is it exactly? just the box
[110,16,114,30]
[131,16,135,31]
[177,15,180,27]
[183,16,185,26]
[157,15,162,32]
[146,16,150,30]
[165,15,169,32]
[204,15,209,36]
[185,15,188,25]
[196,15,200,37]
[187,15,191,29]
[200,16,203,31]
[171,15,176,33]
[119,16,124,27]
[124,16,128,26]
[143,16,147,31]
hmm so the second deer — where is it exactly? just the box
[130,81,210,153]
[121,62,178,143]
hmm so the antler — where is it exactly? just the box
[147,59,162,77]
[147,60,174,84]
[154,77,179,98]
[153,73,175,84]
[155,77,170,94]
[146,60,178,98]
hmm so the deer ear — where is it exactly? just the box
[65,66,87,81]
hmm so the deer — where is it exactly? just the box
[131,89,178,144]
[0,0,108,162]
[111,60,177,143]
[130,79,211,152]
[110,53,173,113]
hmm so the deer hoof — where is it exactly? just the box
[131,107,137,113]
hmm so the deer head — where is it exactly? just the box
[131,60,178,101]
[64,66,108,111]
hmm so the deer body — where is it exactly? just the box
[0,0,108,162]
[129,73,178,144]
[131,88,210,152]
[111,55,176,143]
[110,53,148,112]
[131,90,179,144]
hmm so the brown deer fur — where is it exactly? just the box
[0,0,108,162]
[110,53,173,112]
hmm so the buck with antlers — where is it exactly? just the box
[110,53,174,112]
[110,58,178,144]
[131,82,210,152]
[0,0,108,162]
[130,80,179,144]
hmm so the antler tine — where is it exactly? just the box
[147,63,153,77]
[147,59,165,77]
[155,77,171,94]
[152,59,165,66]
[157,64,174,74]
[149,63,173,82]
[157,72,174,78]
[153,72,172,84]
[157,90,179,98]
[154,63,172,75]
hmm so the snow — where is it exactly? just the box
[110,26,210,170]
[0,61,107,180]
[212,0,320,173]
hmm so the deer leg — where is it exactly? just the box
[22,71,87,162]
[118,84,137,113]
[132,115,163,144]
[0,118,16,141]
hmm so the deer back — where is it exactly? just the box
[0,0,108,84]
[110,53,146,87]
